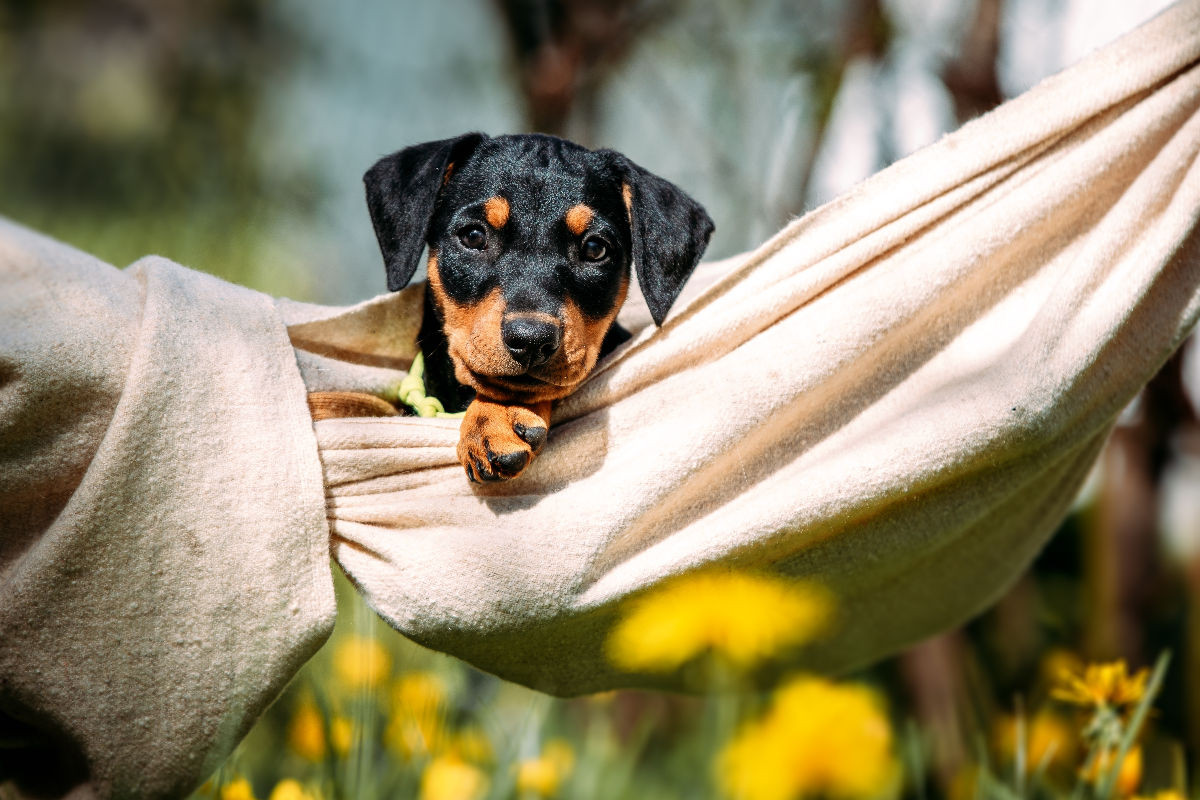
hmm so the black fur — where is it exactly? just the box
[364,132,485,291]
[364,132,713,411]
[603,152,716,326]
[418,288,476,412]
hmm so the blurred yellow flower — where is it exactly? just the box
[332,634,392,690]
[515,758,560,797]
[946,766,979,800]
[268,780,320,800]
[287,702,326,761]
[387,713,446,760]
[448,726,494,765]
[993,710,1076,772]
[419,755,489,800]
[386,671,449,759]
[1053,661,1149,711]
[1133,791,1187,800]
[607,571,832,673]
[330,716,355,756]
[543,740,575,773]
[220,778,257,800]
[515,739,576,798]
[1039,649,1085,689]
[719,676,898,800]
[393,671,448,715]
[1082,745,1143,797]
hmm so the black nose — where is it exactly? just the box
[501,316,562,370]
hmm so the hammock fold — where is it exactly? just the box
[2,1,1199,796]
[311,0,1200,692]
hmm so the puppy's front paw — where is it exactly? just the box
[457,398,551,483]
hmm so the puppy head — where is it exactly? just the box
[364,132,713,403]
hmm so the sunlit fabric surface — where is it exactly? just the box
[312,0,1200,690]
[1,2,1199,797]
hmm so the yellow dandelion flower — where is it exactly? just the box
[393,671,448,715]
[220,778,257,800]
[607,571,833,674]
[419,755,488,800]
[515,740,576,798]
[332,634,392,690]
[330,716,355,756]
[268,780,320,800]
[1053,661,1149,711]
[946,766,979,800]
[386,713,446,760]
[1113,670,1149,706]
[386,671,449,759]
[287,702,326,761]
[1133,791,1187,800]
[447,726,494,765]
[719,676,898,800]
[1082,745,1143,797]
[386,713,445,760]
[515,758,560,797]
[993,711,1076,772]
[542,739,575,774]
[1039,649,1085,688]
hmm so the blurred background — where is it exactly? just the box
[3,0,1198,797]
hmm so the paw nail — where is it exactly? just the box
[494,449,529,475]
[514,424,547,452]
[470,454,498,482]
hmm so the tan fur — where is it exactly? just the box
[427,253,515,391]
[565,203,594,235]
[484,196,510,229]
[504,310,560,327]
[429,225,630,481]
[307,391,398,420]
[428,251,626,404]
[458,398,552,481]
[548,272,629,390]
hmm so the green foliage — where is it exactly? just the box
[0,0,319,291]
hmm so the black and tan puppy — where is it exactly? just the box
[364,132,713,483]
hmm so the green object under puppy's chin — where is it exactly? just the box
[388,351,465,419]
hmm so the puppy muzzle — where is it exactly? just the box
[500,315,562,370]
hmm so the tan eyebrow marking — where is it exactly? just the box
[484,196,510,229]
[621,184,633,216]
[565,203,594,235]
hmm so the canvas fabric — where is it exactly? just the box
[3,1,1200,796]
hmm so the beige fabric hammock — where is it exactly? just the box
[4,2,1200,796]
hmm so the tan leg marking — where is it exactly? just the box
[307,391,398,420]
[457,397,552,482]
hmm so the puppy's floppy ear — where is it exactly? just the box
[605,153,715,326]
[364,132,486,291]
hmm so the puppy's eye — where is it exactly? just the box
[580,236,608,262]
[458,225,487,250]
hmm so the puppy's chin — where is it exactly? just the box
[452,360,582,404]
